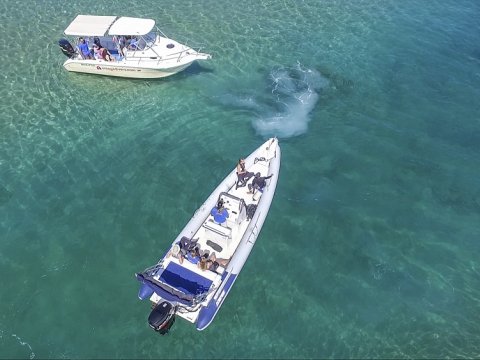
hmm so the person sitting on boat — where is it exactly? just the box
[247,172,274,197]
[103,47,115,61]
[77,37,93,59]
[167,243,185,264]
[93,36,103,49]
[185,246,202,264]
[93,44,102,59]
[235,158,254,189]
[198,252,229,272]
[93,44,115,62]
[210,199,229,225]
[128,37,139,50]
[114,35,126,57]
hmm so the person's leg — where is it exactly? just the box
[250,183,260,196]
[236,173,246,189]
[217,258,229,266]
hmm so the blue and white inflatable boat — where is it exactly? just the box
[135,138,281,333]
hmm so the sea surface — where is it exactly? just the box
[1,0,479,358]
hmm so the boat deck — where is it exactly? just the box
[195,158,272,262]
[154,157,275,323]
[142,138,280,329]
[162,156,273,277]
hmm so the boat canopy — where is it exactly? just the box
[108,17,156,36]
[64,15,117,36]
[64,15,156,37]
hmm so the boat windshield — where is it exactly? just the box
[218,191,247,215]
[136,31,156,50]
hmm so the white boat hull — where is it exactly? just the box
[136,138,281,332]
[63,56,203,79]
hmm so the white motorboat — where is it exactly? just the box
[135,138,281,333]
[58,15,211,79]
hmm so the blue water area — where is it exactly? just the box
[0,0,479,358]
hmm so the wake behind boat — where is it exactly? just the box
[58,15,211,79]
[135,138,281,333]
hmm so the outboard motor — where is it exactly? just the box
[148,301,176,335]
[58,38,76,58]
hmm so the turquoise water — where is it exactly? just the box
[1,0,480,358]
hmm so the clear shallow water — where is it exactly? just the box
[1,0,480,358]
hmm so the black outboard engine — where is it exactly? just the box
[148,301,176,335]
[58,38,76,58]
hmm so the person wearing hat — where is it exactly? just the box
[168,243,187,264]
[210,199,229,225]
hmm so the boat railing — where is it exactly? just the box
[163,33,209,57]
[125,47,203,65]
[139,259,216,307]
[142,261,164,277]
[192,281,218,306]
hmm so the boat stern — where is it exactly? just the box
[196,300,219,331]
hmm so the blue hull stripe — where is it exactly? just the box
[196,273,238,330]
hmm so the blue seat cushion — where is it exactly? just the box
[159,262,212,296]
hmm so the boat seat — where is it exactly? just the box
[206,240,223,253]
[180,236,198,252]
[202,219,232,249]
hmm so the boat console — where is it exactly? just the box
[202,219,233,249]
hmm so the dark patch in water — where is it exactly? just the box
[371,262,427,299]
[0,185,13,205]
[470,48,480,61]
[313,65,355,94]
[431,183,480,213]
[399,156,442,177]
